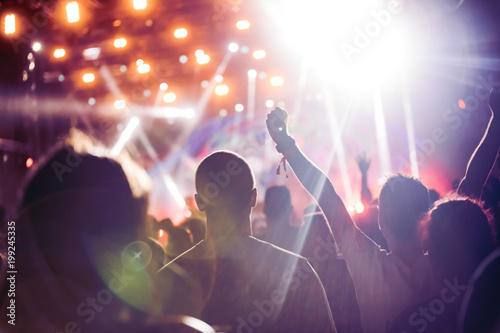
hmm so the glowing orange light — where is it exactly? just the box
[4,14,15,35]
[82,73,95,83]
[133,0,147,10]
[355,203,365,214]
[53,48,66,59]
[174,28,188,38]
[26,157,33,168]
[215,84,229,96]
[197,54,210,65]
[114,38,127,48]
[458,99,466,110]
[66,2,80,23]
[252,50,266,60]
[270,76,284,87]
[236,20,250,30]
[163,92,176,103]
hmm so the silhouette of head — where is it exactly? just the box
[263,186,293,224]
[378,174,430,244]
[194,151,256,219]
[423,197,495,282]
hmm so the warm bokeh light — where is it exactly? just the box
[265,100,275,108]
[252,49,266,60]
[114,38,127,48]
[163,92,176,103]
[4,14,15,35]
[133,0,147,10]
[174,28,188,38]
[137,63,150,73]
[270,76,284,87]
[83,47,100,60]
[228,42,239,53]
[136,59,144,66]
[26,157,33,168]
[355,202,365,214]
[82,73,95,83]
[32,42,42,52]
[53,48,66,59]
[347,205,355,214]
[236,20,250,30]
[179,55,188,63]
[195,49,204,57]
[66,2,80,23]
[114,99,126,109]
[197,54,210,64]
[235,103,244,112]
[215,84,229,96]
[160,82,168,91]
[215,75,223,83]
[458,99,466,110]
[247,69,257,78]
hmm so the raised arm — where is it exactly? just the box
[266,108,367,247]
[356,153,373,206]
[458,89,500,197]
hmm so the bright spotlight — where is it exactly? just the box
[219,109,227,117]
[53,48,66,59]
[235,103,244,112]
[228,42,239,53]
[66,2,80,23]
[163,92,176,103]
[215,75,223,83]
[160,82,168,91]
[82,73,95,83]
[133,0,147,10]
[88,97,96,105]
[265,100,275,108]
[215,84,229,96]
[236,20,250,30]
[114,38,127,48]
[252,50,266,60]
[195,49,204,57]
[138,63,150,73]
[174,28,188,38]
[4,14,15,35]
[136,59,144,66]
[270,76,284,87]
[197,54,210,65]
[347,205,355,214]
[247,69,257,78]
[32,42,42,52]
[26,157,33,168]
[114,99,126,109]
[179,55,188,63]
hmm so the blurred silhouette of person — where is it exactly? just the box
[389,197,495,333]
[7,131,157,332]
[157,151,336,332]
[261,186,300,253]
[165,226,193,262]
[300,205,363,333]
[267,108,436,333]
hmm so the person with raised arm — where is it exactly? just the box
[266,109,437,333]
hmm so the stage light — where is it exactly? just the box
[265,100,274,108]
[145,19,153,26]
[113,19,121,27]
[136,59,144,66]
[4,14,15,35]
[270,76,284,87]
[138,63,150,73]
[247,69,257,78]
[355,203,365,214]
[347,205,355,214]
[133,0,147,10]
[53,48,66,59]
[26,158,33,168]
[66,2,80,23]
[88,97,96,105]
[174,28,188,38]
[114,38,127,48]
[32,42,42,52]
[160,82,168,91]
[120,65,127,73]
[219,109,227,117]
[458,99,466,110]
[240,45,249,54]
[179,55,188,63]
[144,89,151,97]
[83,47,100,60]
[58,74,65,82]
[82,73,95,83]
[235,104,244,112]
[215,75,223,83]
[252,50,266,60]
[195,49,204,57]
[163,92,176,103]
[228,42,239,53]
[197,54,210,65]
[215,84,229,96]
[114,99,126,109]
[200,80,209,88]
[236,20,250,30]
[111,117,140,157]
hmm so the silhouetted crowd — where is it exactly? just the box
[0,90,499,333]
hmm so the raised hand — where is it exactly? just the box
[266,107,290,145]
[356,153,371,175]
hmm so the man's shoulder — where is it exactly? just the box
[157,241,209,275]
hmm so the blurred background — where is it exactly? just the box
[0,0,499,225]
